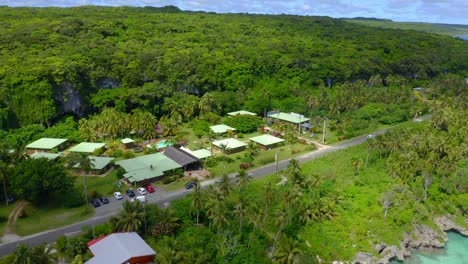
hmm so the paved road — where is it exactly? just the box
[0,116,430,255]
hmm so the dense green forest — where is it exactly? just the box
[0,6,467,129]
[344,18,468,36]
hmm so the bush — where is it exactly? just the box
[240,163,252,169]
[224,115,264,133]
[116,167,126,180]
[192,120,210,138]
[112,149,123,158]
[63,187,84,208]
[122,150,135,159]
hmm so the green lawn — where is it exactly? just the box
[12,204,93,236]
[0,204,15,236]
[74,169,122,197]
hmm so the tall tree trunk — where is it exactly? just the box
[3,178,8,206]
[272,224,283,257]
[196,209,199,225]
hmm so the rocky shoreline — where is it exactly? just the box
[352,215,468,264]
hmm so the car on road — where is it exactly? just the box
[114,192,123,200]
[126,189,136,197]
[146,185,155,193]
[185,181,198,190]
[366,134,375,139]
[137,187,147,195]
[91,199,100,208]
[131,195,146,203]
[99,197,109,204]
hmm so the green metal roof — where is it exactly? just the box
[116,153,182,174]
[124,167,164,183]
[191,149,213,159]
[30,152,61,160]
[268,112,309,124]
[73,156,114,170]
[69,142,106,153]
[213,138,247,150]
[227,110,257,116]
[121,138,135,144]
[210,124,236,134]
[250,134,284,146]
[26,138,68,150]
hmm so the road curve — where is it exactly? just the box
[0,116,429,256]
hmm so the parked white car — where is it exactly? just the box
[113,192,123,200]
[137,187,148,195]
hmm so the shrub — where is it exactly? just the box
[63,187,84,208]
[258,156,275,165]
[240,163,252,169]
[122,150,135,159]
[112,149,123,158]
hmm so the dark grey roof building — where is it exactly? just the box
[163,146,201,169]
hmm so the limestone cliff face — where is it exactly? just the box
[53,81,84,116]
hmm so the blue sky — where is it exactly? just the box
[3,0,468,24]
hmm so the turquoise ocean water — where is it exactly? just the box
[393,231,467,264]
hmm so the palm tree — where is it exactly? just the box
[209,202,229,235]
[365,137,377,167]
[351,157,361,176]
[286,159,303,185]
[13,244,34,264]
[217,174,233,198]
[71,153,95,208]
[13,243,57,264]
[247,205,264,249]
[113,201,145,232]
[233,196,247,234]
[274,236,302,264]
[246,141,259,160]
[155,237,184,264]
[191,183,203,224]
[272,208,288,256]
[263,182,273,223]
[236,170,252,192]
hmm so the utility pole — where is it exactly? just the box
[322,119,326,143]
[275,151,278,175]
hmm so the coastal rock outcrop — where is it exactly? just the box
[352,214,467,264]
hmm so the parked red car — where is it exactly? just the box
[145,185,155,193]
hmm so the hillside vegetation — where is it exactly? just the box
[0,6,467,129]
[345,18,468,37]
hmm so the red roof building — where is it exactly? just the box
[85,232,156,264]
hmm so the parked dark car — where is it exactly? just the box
[126,189,136,197]
[185,181,198,190]
[6,195,14,204]
[91,199,101,208]
[99,197,109,204]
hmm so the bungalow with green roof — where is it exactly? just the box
[268,112,310,124]
[30,152,62,161]
[213,138,247,154]
[26,138,68,155]
[115,153,182,185]
[121,138,136,150]
[250,134,284,150]
[180,146,213,160]
[210,124,236,134]
[227,110,257,116]
[69,142,106,154]
[73,156,115,175]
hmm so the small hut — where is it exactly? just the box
[121,138,136,150]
